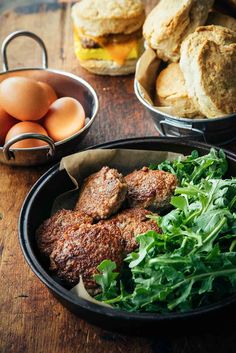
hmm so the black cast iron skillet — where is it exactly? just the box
[19,137,236,335]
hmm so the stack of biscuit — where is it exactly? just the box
[143,0,236,119]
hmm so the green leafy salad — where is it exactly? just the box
[94,149,236,313]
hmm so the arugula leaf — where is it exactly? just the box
[94,149,236,313]
[150,148,228,186]
[127,231,159,268]
[93,260,119,301]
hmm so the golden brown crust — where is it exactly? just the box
[143,0,214,62]
[71,0,145,37]
[125,167,177,210]
[106,208,161,254]
[198,40,236,116]
[156,63,201,118]
[50,223,125,288]
[180,25,236,118]
[75,166,127,220]
[36,209,93,256]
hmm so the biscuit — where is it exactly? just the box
[180,26,236,118]
[156,63,201,118]
[79,58,137,76]
[72,0,145,37]
[207,11,236,32]
[143,0,214,62]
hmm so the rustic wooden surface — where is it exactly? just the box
[0,2,235,353]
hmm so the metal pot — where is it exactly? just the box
[19,137,236,335]
[134,79,236,145]
[0,31,99,166]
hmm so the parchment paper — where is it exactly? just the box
[71,276,112,308]
[135,47,205,119]
[52,148,183,213]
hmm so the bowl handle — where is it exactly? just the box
[3,133,56,161]
[1,30,48,72]
[159,120,206,142]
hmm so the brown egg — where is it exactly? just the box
[38,81,58,105]
[0,77,49,121]
[0,106,18,145]
[5,121,49,148]
[43,97,85,142]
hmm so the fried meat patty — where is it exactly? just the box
[36,209,93,256]
[49,223,125,289]
[125,167,177,210]
[80,29,143,48]
[75,166,128,220]
[107,208,161,253]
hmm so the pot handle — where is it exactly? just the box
[3,133,56,161]
[1,30,48,72]
[159,120,206,142]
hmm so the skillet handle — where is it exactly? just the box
[1,30,48,72]
[3,133,56,161]
[159,120,206,142]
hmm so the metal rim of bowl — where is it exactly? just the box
[0,67,99,152]
[134,79,236,123]
[18,136,236,322]
[0,30,99,154]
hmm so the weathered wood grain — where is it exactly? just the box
[0,2,235,353]
[0,2,157,352]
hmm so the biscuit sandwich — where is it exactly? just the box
[71,0,145,75]
[143,0,214,62]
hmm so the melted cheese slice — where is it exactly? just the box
[73,29,141,65]
[105,41,137,65]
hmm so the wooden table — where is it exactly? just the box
[0,2,235,353]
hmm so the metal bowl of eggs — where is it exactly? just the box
[0,31,98,166]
